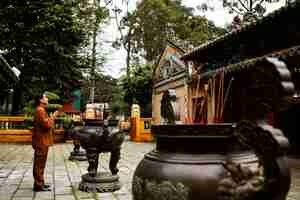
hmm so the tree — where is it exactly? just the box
[0,0,87,113]
[120,64,153,117]
[200,0,286,24]
[71,0,110,103]
[81,73,117,103]
[116,0,225,63]
[112,0,133,93]
[79,72,129,115]
[111,0,225,115]
[223,0,282,23]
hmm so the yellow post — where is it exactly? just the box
[129,117,140,142]
[129,104,153,142]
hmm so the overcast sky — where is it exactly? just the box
[100,0,285,78]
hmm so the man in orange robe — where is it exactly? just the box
[32,93,59,192]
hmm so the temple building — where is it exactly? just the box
[152,41,188,125]
[181,1,300,153]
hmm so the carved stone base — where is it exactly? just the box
[69,151,87,161]
[79,172,121,193]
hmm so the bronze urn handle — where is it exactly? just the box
[217,57,294,200]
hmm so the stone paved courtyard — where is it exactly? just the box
[0,139,299,200]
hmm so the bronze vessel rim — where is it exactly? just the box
[151,123,233,137]
[152,123,233,127]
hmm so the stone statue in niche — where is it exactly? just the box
[160,90,176,125]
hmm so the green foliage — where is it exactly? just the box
[117,0,225,62]
[111,78,131,116]
[23,91,62,115]
[0,0,88,112]
[120,64,153,116]
[59,115,73,129]
[111,104,120,114]
[73,0,110,84]
[222,0,277,17]
[47,104,63,112]
[80,71,130,115]
[80,73,118,108]
[200,0,284,24]
[95,6,110,24]
[23,115,75,130]
[110,96,129,116]
[22,90,76,130]
[23,100,35,115]
[44,91,60,100]
[113,0,225,115]
[24,116,34,128]
[73,0,109,38]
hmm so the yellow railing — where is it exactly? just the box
[0,116,66,129]
[0,116,27,129]
[0,116,65,143]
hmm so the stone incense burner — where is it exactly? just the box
[68,122,87,161]
[76,119,124,192]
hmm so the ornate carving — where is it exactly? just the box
[217,120,288,199]
[233,121,290,158]
[79,172,121,193]
[68,125,88,161]
[86,148,99,177]
[77,121,124,176]
[132,176,189,200]
[69,150,87,161]
[79,181,121,193]
[69,135,87,161]
[156,46,186,82]
[218,120,291,199]
[217,161,264,200]
[217,58,293,199]
[77,120,125,193]
[132,176,144,200]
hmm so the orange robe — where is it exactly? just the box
[32,106,54,189]
[32,106,54,151]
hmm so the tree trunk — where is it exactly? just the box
[12,79,24,114]
[89,0,99,104]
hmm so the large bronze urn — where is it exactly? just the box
[132,124,256,200]
[132,57,294,200]
[133,123,291,200]
[76,119,125,192]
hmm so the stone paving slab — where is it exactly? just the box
[0,140,299,200]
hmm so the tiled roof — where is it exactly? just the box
[181,1,300,61]
[198,45,300,80]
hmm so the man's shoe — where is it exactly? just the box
[43,184,51,188]
[33,186,51,192]
[34,184,51,189]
